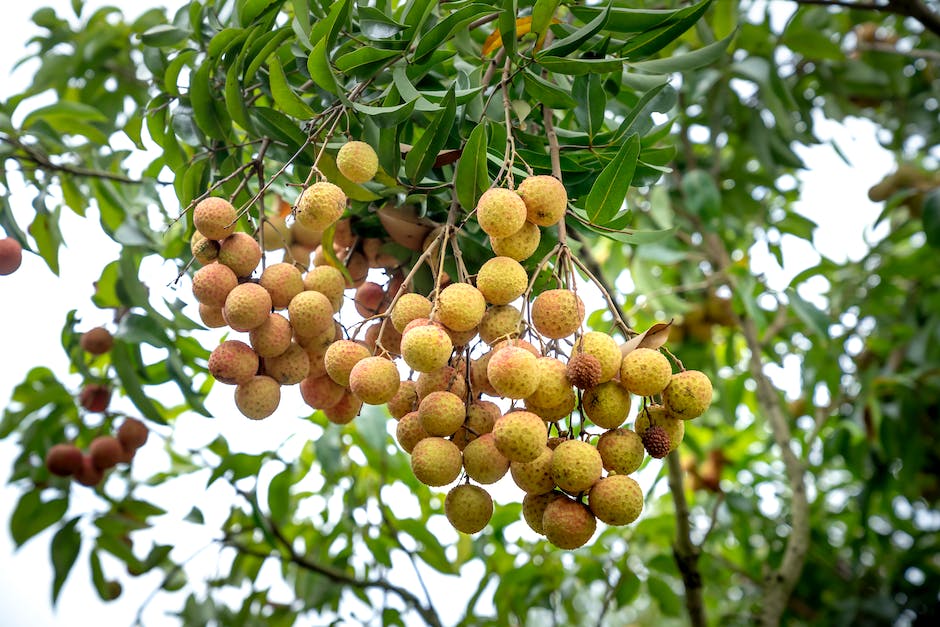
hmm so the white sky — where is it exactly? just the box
[0,1,897,626]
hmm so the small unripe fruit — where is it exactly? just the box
[223,282,272,332]
[596,428,644,475]
[288,290,335,338]
[445,484,493,534]
[517,175,567,227]
[45,444,83,476]
[296,182,346,230]
[511,447,555,495]
[531,289,584,339]
[479,305,522,345]
[410,437,462,486]
[400,324,453,373]
[193,197,236,240]
[386,380,418,419]
[192,263,238,308]
[542,497,596,549]
[582,381,632,429]
[190,232,220,266]
[551,440,602,494]
[491,221,540,261]
[80,384,111,413]
[487,346,540,400]
[299,374,345,409]
[249,313,293,358]
[336,141,379,184]
[462,433,510,484]
[418,391,465,436]
[349,356,401,405]
[620,348,672,397]
[80,327,113,355]
[566,353,601,390]
[662,370,713,419]
[476,256,527,305]
[209,340,260,385]
[259,263,304,309]
[0,237,24,275]
[522,491,565,535]
[589,475,643,526]
[117,418,149,452]
[436,283,486,332]
[390,293,433,333]
[235,375,281,420]
[324,340,371,387]
[263,342,310,385]
[493,411,547,463]
[476,188,527,238]
[396,411,429,453]
[303,265,345,311]
[324,391,362,425]
[90,436,125,470]
[218,232,262,277]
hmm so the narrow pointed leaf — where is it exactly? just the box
[538,2,610,58]
[404,87,456,182]
[267,56,315,119]
[455,122,489,211]
[585,134,640,225]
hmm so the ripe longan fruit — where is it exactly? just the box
[492,410,547,463]
[190,231,219,266]
[400,323,453,373]
[192,263,238,308]
[589,475,643,526]
[89,436,125,470]
[620,348,673,397]
[263,342,310,385]
[218,232,262,278]
[531,289,584,339]
[79,384,111,413]
[193,197,237,240]
[303,265,345,311]
[259,263,304,309]
[0,237,24,275]
[491,221,540,261]
[542,496,596,550]
[462,433,510,484]
[235,375,281,420]
[248,313,293,358]
[410,437,462,486]
[336,141,379,184]
[517,175,567,227]
[80,327,113,355]
[475,188,527,238]
[223,282,273,332]
[662,370,713,420]
[324,340,371,387]
[436,283,486,332]
[45,444,83,477]
[296,182,346,230]
[324,391,363,425]
[209,340,259,385]
[445,484,493,534]
[476,256,528,305]
[349,356,401,405]
[299,374,345,409]
[117,418,149,452]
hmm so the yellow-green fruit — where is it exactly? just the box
[522,491,565,535]
[470,353,497,397]
[218,233,262,277]
[263,342,310,385]
[400,323,453,373]
[596,429,645,475]
[511,447,555,495]
[261,215,291,251]
[396,411,429,453]
[438,322,478,348]
[410,437,462,486]
[249,312,293,358]
[235,375,281,420]
[517,175,567,227]
[208,340,259,385]
[386,380,418,419]
[542,496,596,549]
[445,484,493,534]
[223,282,273,332]
[551,440,602,494]
[574,332,622,383]
[349,356,401,405]
[416,365,467,400]
[324,391,362,425]
[291,218,321,248]
[582,381,632,429]
[662,370,713,419]
[476,256,527,305]
[193,197,236,240]
[199,304,226,328]
[479,305,522,345]
[288,290,334,338]
[491,221,540,261]
[635,404,685,451]
[299,374,345,409]
[190,231,219,265]
[436,283,486,332]
[453,400,500,449]
[391,293,433,333]
[192,263,238,308]
[462,433,510,484]
[492,337,542,356]
[303,265,345,311]
[589,475,643,526]
[336,141,379,184]
[620,348,673,397]
[493,411,547,463]
[531,289,584,339]
[324,340,371,387]
[487,346,540,399]
[259,263,304,309]
[526,387,577,421]
[475,188,527,238]
[296,182,346,230]
[418,391,465,436]
[527,357,571,409]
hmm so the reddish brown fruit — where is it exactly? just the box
[74,455,104,487]
[566,353,601,390]
[117,418,149,452]
[0,237,24,275]
[80,327,113,355]
[45,444,83,476]
[90,436,125,470]
[641,425,672,459]
[80,384,111,413]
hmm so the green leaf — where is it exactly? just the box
[307,37,341,96]
[585,134,640,225]
[268,467,292,523]
[89,550,111,601]
[309,0,348,48]
[536,56,623,76]
[140,24,190,47]
[111,341,169,425]
[539,2,610,58]
[404,86,456,183]
[238,0,281,25]
[29,206,63,275]
[267,56,315,119]
[569,6,676,34]
[785,288,830,341]
[358,7,406,40]
[351,100,417,129]
[225,57,253,131]
[531,0,561,36]
[922,189,940,249]
[189,61,229,140]
[414,3,492,62]
[207,28,246,59]
[648,577,681,617]
[573,73,605,136]
[522,69,576,109]
[50,517,81,605]
[244,28,293,82]
[334,48,400,76]
[498,0,518,58]
[571,209,675,244]
[682,169,720,217]
[22,101,107,130]
[164,49,197,98]
[455,122,489,212]
[620,0,713,61]
[628,32,734,74]
[10,492,69,547]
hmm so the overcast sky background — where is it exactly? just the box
[0,1,897,626]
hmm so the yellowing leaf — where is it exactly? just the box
[482,16,559,56]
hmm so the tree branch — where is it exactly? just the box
[667,452,706,627]
[2,135,164,185]
[790,0,940,37]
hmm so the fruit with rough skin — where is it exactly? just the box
[80,327,113,355]
[248,313,293,358]
[436,283,486,332]
[437,322,478,348]
[400,323,453,373]
[470,353,497,397]
[476,256,527,305]
[199,304,226,328]
[390,293,433,333]
[522,491,566,535]
[511,447,555,495]
[208,340,259,385]
[324,340,371,387]
[190,232,219,265]
[344,251,370,289]
[193,197,237,240]
[261,214,292,251]
[551,440,602,494]
[386,380,418,419]
[336,141,379,183]
[222,283,272,332]
[620,348,673,397]
[354,281,386,317]
[462,433,510,484]
[582,381,632,429]
[492,411,547,463]
[531,289,584,339]
[479,305,522,345]
[192,263,238,308]
[475,188,527,238]
[641,425,672,458]
[517,175,567,227]
[410,437,462,486]
[303,265,345,311]
[566,353,601,390]
[296,182,346,230]
[527,357,571,409]
[117,418,149,452]
[259,263,304,309]
[596,428,644,475]
[288,290,334,338]
[453,400,500,449]
[80,384,111,413]
[90,436,125,470]
[324,391,363,425]
[492,337,541,357]
[542,496,596,550]
[396,411,428,453]
[416,364,467,400]
[218,233,262,277]
[349,357,400,405]
[574,332,621,383]
[263,342,310,385]
[487,346,540,399]
[662,370,713,419]
[634,404,684,453]
[491,221,540,261]
[418,391,465,436]
[299,374,345,409]
[364,321,403,356]
[445,484,493,534]
[235,375,281,420]
[525,387,577,421]
[589,475,643,526]
[45,444,83,476]
[74,455,104,487]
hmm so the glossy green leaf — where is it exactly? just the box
[573,73,605,136]
[628,32,734,74]
[531,0,561,36]
[536,56,623,76]
[569,6,677,34]
[267,56,315,119]
[111,341,169,425]
[243,28,293,81]
[455,121,489,212]
[238,0,281,25]
[28,206,63,275]
[50,518,81,604]
[523,69,576,109]
[498,0,518,58]
[307,37,340,96]
[309,0,349,48]
[189,61,229,140]
[140,24,190,47]
[539,2,610,58]
[351,100,417,129]
[620,0,713,60]
[404,86,456,183]
[414,3,492,62]
[358,7,406,40]
[585,134,640,225]
[334,48,401,76]
[225,57,253,131]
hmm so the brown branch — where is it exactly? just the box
[790,0,940,36]
[2,136,165,185]
[667,452,706,627]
